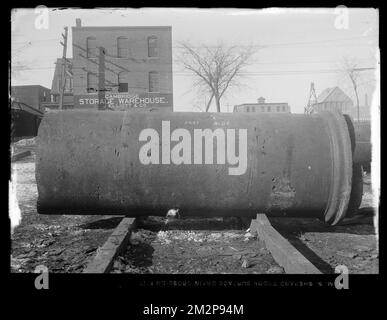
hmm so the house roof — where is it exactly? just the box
[11,100,44,117]
[237,102,288,106]
[317,86,353,104]
[73,26,171,31]
[11,85,50,91]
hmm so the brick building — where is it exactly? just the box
[234,97,291,113]
[72,19,173,111]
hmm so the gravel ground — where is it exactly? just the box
[10,138,379,274]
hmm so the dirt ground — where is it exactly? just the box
[270,173,378,274]
[11,139,121,273]
[10,138,379,274]
[111,216,284,274]
[269,216,378,274]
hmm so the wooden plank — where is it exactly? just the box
[251,214,322,274]
[11,150,31,162]
[83,217,136,273]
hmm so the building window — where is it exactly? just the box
[267,106,271,112]
[65,78,73,92]
[261,106,265,112]
[149,72,159,92]
[148,36,158,57]
[118,72,129,92]
[246,106,250,112]
[117,37,128,58]
[282,106,286,112]
[87,37,97,58]
[87,73,98,92]
[276,106,280,112]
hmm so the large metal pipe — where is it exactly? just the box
[36,110,358,225]
[353,120,371,170]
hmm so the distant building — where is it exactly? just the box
[312,87,353,114]
[11,99,44,140]
[312,86,371,121]
[347,94,371,121]
[234,97,291,113]
[11,85,51,112]
[71,18,173,111]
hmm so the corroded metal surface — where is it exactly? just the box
[353,120,371,167]
[36,110,356,225]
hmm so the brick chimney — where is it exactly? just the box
[76,18,81,27]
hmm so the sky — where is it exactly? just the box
[11,7,379,113]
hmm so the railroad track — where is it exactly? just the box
[83,214,323,274]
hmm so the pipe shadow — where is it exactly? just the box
[122,242,155,270]
[268,214,378,274]
[269,213,376,236]
[78,217,123,230]
[277,231,335,274]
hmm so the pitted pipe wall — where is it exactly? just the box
[36,110,358,225]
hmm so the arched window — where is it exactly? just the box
[148,36,158,57]
[149,72,159,92]
[86,37,97,58]
[118,71,129,92]
[117,37,128,58]
[87,73,98,93]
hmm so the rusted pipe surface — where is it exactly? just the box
[36,110,356,225]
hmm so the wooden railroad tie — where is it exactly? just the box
[11,150,31,162]
[83,217,136,273]
[250,214,322,274]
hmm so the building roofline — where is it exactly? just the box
[11,101,44,117]
[237,102,289,106]
[72,26,172,31]
[11,85,50,90]
[317,86,352,103]
[317,86,337,103]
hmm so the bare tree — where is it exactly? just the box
[340,57,364,121]
[178,42,256,112]
[11,41,33,79]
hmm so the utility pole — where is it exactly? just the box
[59,27,68,110]
[304,82,317,114]
[98,46,106,110]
